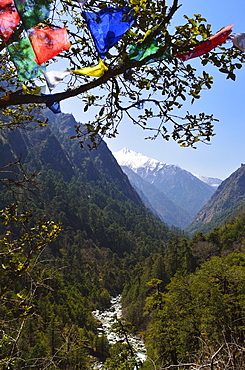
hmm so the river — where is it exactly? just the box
[92,295,147,369]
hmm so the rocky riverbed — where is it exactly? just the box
[92,295,147,369]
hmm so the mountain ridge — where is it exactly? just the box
[121,165,192,228]
[186,165,245,234]
[113,148,220,224]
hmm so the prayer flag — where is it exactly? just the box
[7,37,42,81]
[70,59,108,77]
[22,84,43,95]
[83,7,135,58]
[42,93,61,114]
[42,69,71,91]
[229,33,245,52]
[0,0,20,42]
[28,27,71,65]
[128,41,172,64]
[13,0,51,30]
[175,24,234,61]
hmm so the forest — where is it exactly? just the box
[1,112,245,369]
[1,0,245,368]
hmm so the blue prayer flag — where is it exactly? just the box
[42,94,61,114]
[83,7,135,58]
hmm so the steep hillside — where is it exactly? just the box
[114,148,216,219]
[0,111,174,289]
[0,111,180,368]
[0,113,142,205]
[186,165,245,234]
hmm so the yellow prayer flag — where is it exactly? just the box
[22,84,42,95]
[70,59,108,77]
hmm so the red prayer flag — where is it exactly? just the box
[1,0,15,7]
[175,24,234,61]
[28,27,71,65]
[0,0,20,42]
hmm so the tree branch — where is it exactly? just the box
[0,1,180,109]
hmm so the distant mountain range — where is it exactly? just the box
[121,165,191,229]
[194,174,222,188]
[113,148,222,229]
[186,165,245,234]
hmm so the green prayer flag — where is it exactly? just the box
[128,41,172,64]
[14,0,51,30]
[7,37,42,81]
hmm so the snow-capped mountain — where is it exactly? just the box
[121,165,192,229]
[194,174,222,188]
[114,147,168,173]
[113,148,221,222]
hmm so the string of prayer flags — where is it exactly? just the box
[83,7,135,58]
[28,27,71,65]
[13,0,51,30]
[0,0,20,42]
[42,93,61,114]
[175,24,234,61]
[7,37,43,81]
[128,41,172,64]
[70,58,108,77]
[229,33,245,52]
[42,69,71,91]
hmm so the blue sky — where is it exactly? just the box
[62,0,245,180]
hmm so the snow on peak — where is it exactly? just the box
[113,148,166,172]
[194,174,222,188]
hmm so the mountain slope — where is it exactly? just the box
[0,111,174,262]
[121,165,192,228]
[186,165,245,234]
[113,148,216,219]
[0,112,180,369]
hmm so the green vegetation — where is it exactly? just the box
[0,114,175,368]
[2,111,245,368]
[186,166,245,235]
[123,213,245,369]
[143,251,245,369]
[1,1,245,367]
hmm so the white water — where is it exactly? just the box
[92,295,147,369]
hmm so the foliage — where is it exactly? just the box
[104,342,138,370]
[104,318,141,370]
[0,111,178,368]
[0,204,63,369]
[122,236,195,329]
[122,211,245,369]
[0,1,244,148]
[1,112,245,369]
[144,251,245,369]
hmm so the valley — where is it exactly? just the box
[1,111,245,369]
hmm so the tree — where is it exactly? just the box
[0,0,244,147]
[0,204,62,369]
[144,252,245,369]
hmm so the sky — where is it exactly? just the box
[61,0,245,180]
